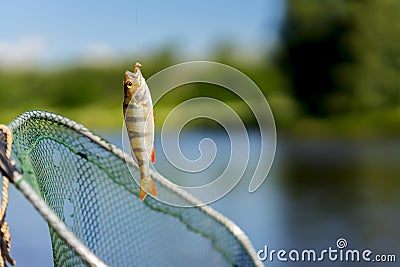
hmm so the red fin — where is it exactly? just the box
[151,147,155,164]
[140,177,157,201]
[151,109,155,164]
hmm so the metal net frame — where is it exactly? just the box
[6,110,261,267]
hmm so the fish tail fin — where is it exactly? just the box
[140,176,157,201]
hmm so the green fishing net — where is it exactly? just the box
[8,110,261,267]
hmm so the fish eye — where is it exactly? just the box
[126,80,134,89]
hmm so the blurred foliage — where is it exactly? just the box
[0,0,399,137]
[0,47,289,131]
[278,0,400,118]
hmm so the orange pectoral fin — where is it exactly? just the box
[151,147,155,164]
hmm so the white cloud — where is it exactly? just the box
[81,43,118,65]
[0,35,46,68]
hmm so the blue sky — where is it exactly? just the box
[0,0,285,67]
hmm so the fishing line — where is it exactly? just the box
[136,0,139,58]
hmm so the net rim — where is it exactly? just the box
[9,110,262,267]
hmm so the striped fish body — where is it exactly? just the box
[123,63,157,201]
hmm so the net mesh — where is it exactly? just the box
[8,110,261,267]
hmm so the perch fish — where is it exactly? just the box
[123,62,157,201]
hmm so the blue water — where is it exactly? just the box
[7,130,400,266]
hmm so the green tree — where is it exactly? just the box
[279,0,400,117]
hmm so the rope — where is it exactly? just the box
[1,120,108,267]
[0,125,15,267]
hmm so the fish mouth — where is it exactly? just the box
[134,62,142,73]
[125,62,142,80]
[124,62,142,88]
